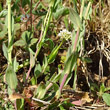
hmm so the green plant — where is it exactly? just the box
[91,83,110,106]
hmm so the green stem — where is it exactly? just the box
[26,7,53,81]
[7,0,12,64]
[85,2,91,19]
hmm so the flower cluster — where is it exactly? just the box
[58,29,72,41]
[21,14,30,22]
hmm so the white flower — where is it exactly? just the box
[58,29,72,41]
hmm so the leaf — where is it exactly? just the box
[34,63,42,79]
[14,39,25,47]
[52,82,59,92]
[36,82,46,99]
[42,55,48,71]
[81,92,93,103]
[60,100,74,109]
[29,38,38,47]
[81,57,92,63]
[21,31,33,45]
[5,14,14,34]
[0,25,7,38]
[60,52,78,86]
[102,93,110,106]
[6,65,18,90]
[0,9,7,17]
[48,43,62,64]
[30,52,35,68]
[2,42,8,60]
[48,45,59,64]
[53,6,69,19]
[13,57,19,72]
[69,8,82,30]
[63,52,78,74]
[45,38,54,51]
[16,99,24,110]
[31,77,36,85]
[14,23,20,34]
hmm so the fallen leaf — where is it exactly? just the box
[81,92,93,103]
[71,100,82,106]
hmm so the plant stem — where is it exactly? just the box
[59,0,85,92]
[7,0,12,64]
[59,74,68,92]
[80,0,85,20]
[26,7,52,81]
[85,2,91,19]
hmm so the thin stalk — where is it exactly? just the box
[59,74,68,92]
[7,0,12,64]
[59,0,85,93]
[85,2,91,19]
[73,65,77,90]
[80,0,85,20]
[26,7,52,81]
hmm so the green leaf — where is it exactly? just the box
[81,57,92,63]
[14,23,20,35]
[5,14,14,34]
[2,42,8,60]
[6,65,18,90]
[69,8,82,30]
[48,42,63,64]
[51,73,61,83]
[16,99,24,110]
[64,52,78,74]
[59,105,66,110]
[102,93,110,106]
[42,55,48,71]
[13,57,19,72]
[14,39,25,47]
[53,6,69,19]
[21,31,33,45]
[45,38,54,51]
[29,38,38,46]
[52,82,59,92]
[0,25,7,38]
[34,63,42,79]
[31,77,36,85]
[60,52,78,86]
[0,9,7,17]
[30,52,35,68]
[36,82,46,99]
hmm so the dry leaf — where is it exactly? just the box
[81,92,93,103]
[72,100,82,106]
[9,92,24,101]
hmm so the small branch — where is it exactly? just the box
[32,97,51,105]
